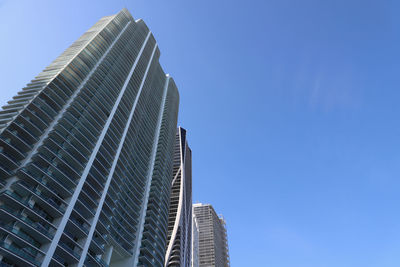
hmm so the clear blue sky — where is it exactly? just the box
[1,0,400,266]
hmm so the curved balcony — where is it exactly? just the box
[34,155,78,189]
[51,253,67,267]
[0,205,53,242]
[57,241,80,261]
[68,215,90,236]
[0,242,40,267]
[90,236,106,255]
[19,166,73,198]
[82,181,101,200]
[85,251,109,267]
[23,109,49,133]
[15,182,66,216]
[75,197,96,218]
[0,223,41,248]
[0,131,30,158]
[0,191,58,233]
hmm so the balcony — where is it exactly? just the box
[35,154,78,188]
[0,190,55,229]
[19,166,73,198]
[51,253,67,267]
[15,182,66,217]
[0,242,40,267]
[0,223,41,249]
[0,152,19,172]
[90,236,105,254]
[85,252,109,267]
[80,189,99,210]
[139,252,157,267]
[57,241,80,261]
[83,181,102,200]
[96,217,111,235]
[0,205,55,243]
[0,135,28,160]
[69,216,90,235]
[23,109,49,132]
[75,198,95,219]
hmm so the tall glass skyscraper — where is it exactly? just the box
[0,8,179,267]
[165,127,192,267]
[192,204,230,267]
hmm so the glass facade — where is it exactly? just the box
[0,8,179,267]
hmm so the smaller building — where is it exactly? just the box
[193,204,230,267]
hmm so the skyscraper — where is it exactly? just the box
[192,204,230,267]
[165,127,192,267]
[0,8,179,267]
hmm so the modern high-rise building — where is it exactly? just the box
[192,204,230,267]
[164,127,192,267]
[0,8,179,267]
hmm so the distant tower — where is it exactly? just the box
[0,8,179,267]
[193,204,230,267]
[165,127,192,267]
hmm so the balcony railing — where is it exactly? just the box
[86,252,109,267]
[0,223,41,248]
[58,242,80,260]
[69,217,89,234]
[1,190,54,227]
[0,242,41,266]
[0,205,54,239]
[19,181,66,213]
